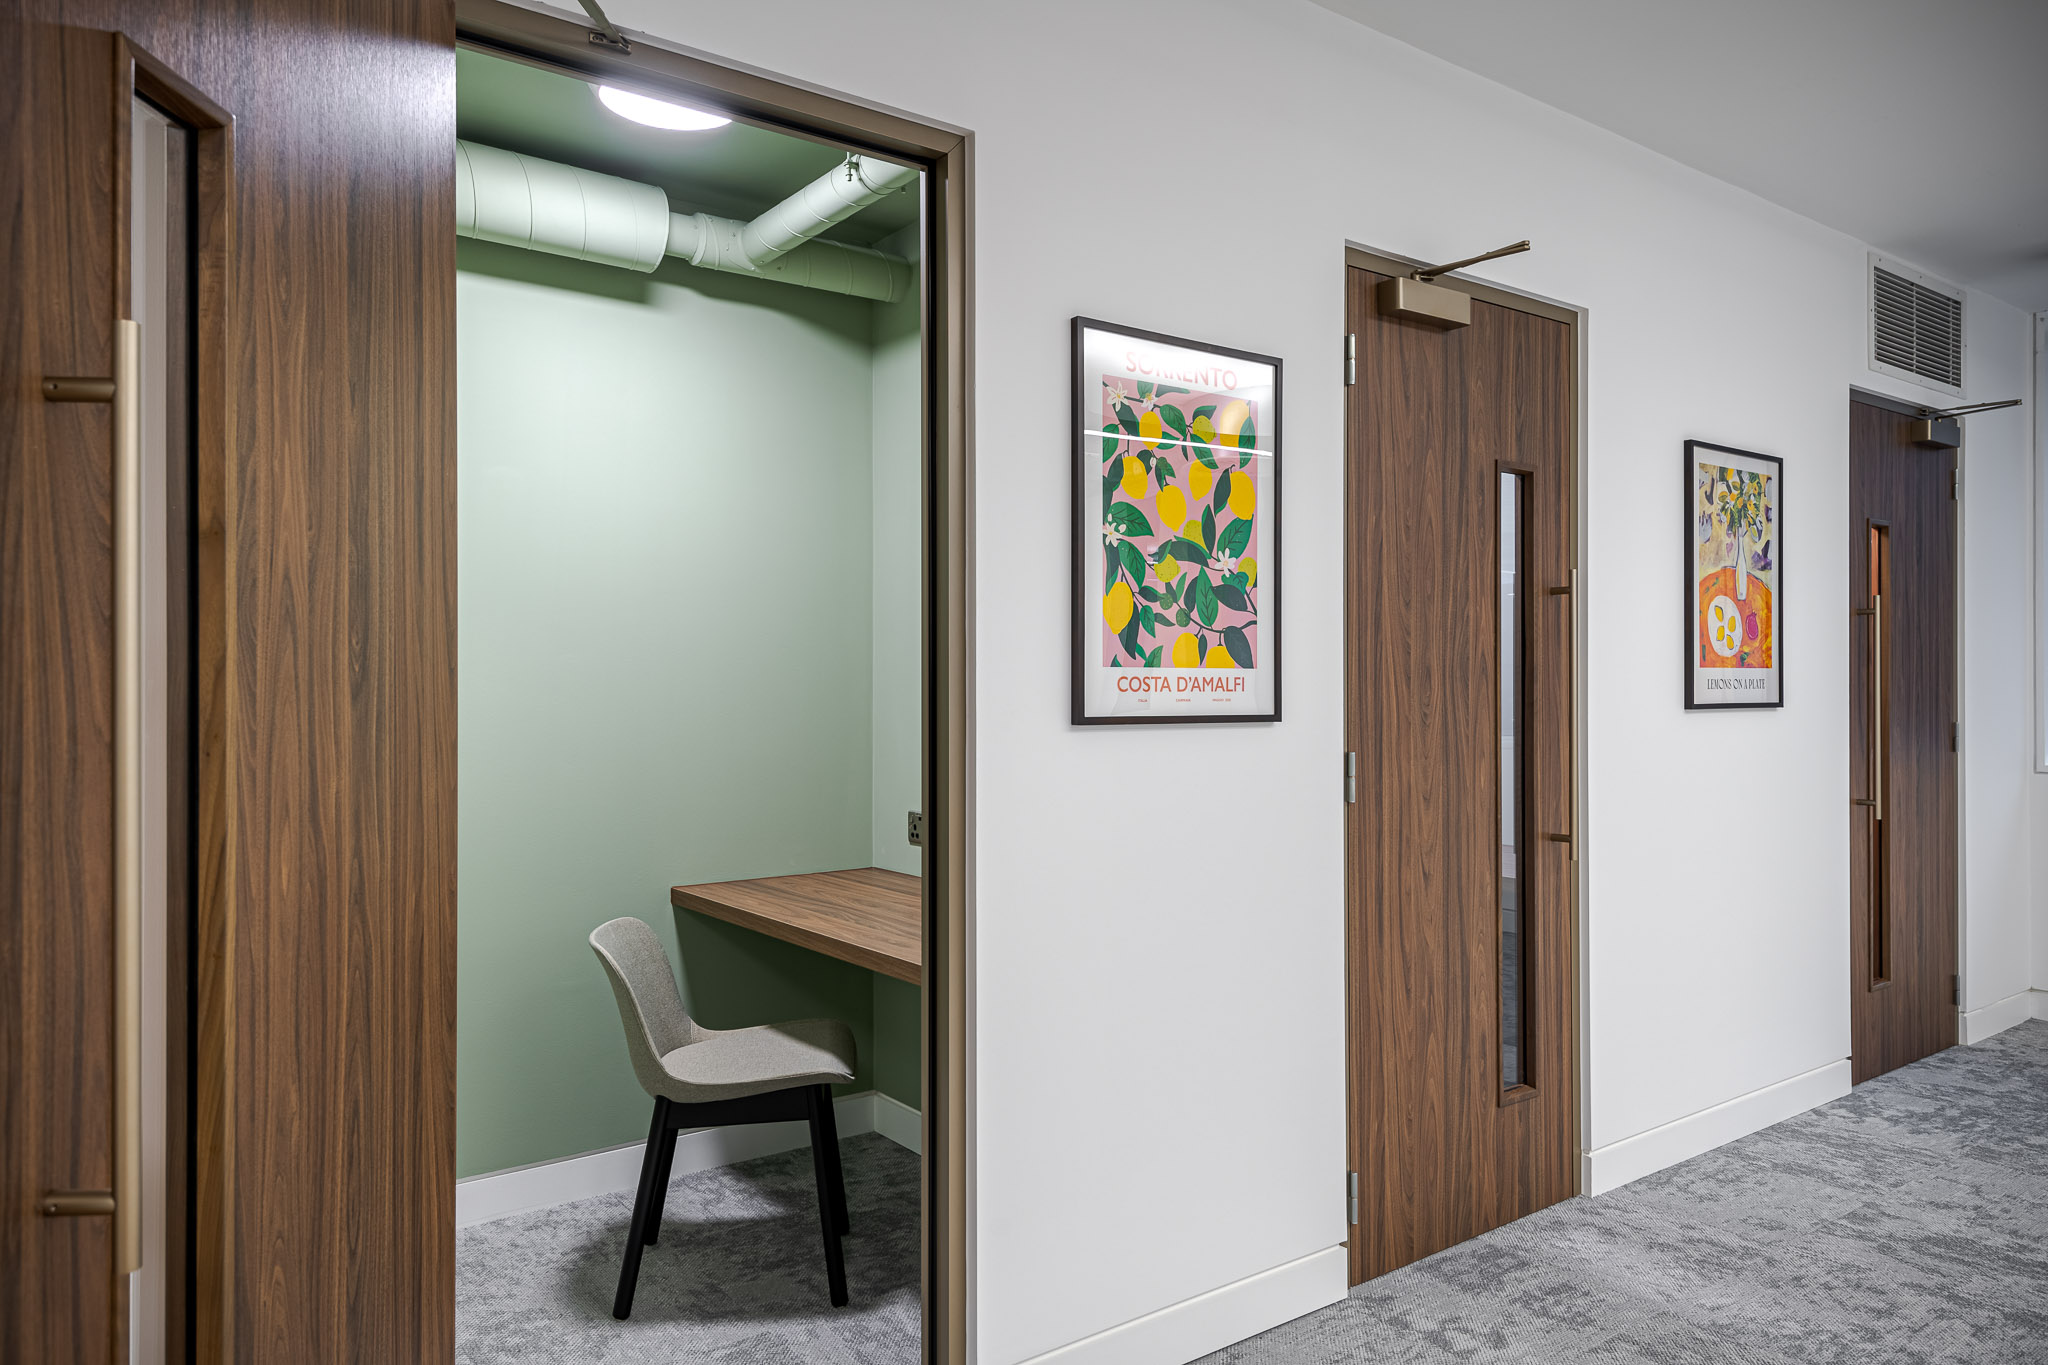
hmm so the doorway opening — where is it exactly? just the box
[1847,391,1959,1082]
[1342,246,1582,1283]
[448,7,968,1358]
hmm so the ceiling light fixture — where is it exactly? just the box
[597,85,730,132]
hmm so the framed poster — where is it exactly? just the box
[1686,439,1783,709]
[1073,318,1281,724]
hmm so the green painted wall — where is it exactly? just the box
[457,239,919,1177]
[869,224,924,1107]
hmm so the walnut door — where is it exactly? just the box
[1343,263,1576,1283]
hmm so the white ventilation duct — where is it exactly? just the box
[454,139,916,302]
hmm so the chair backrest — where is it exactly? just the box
[590,917,701,1100]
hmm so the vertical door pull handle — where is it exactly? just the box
[112,319,142,1275]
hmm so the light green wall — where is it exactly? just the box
[869,223,924,1106]
[457,239,919,1177]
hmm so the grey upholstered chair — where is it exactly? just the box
[590,916,858,1316]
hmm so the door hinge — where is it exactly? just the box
[1348,1170,1359,1226]
[1344,751,1357,804]
[1952,468,1960,500]
[1344,333,1356,387]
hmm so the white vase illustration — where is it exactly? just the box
[1734,533,1748,601]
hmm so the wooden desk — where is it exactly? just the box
[671,867,921,984]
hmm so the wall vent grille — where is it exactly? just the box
[1869,256,1964,393]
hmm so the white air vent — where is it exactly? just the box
[1869,254,1963,395]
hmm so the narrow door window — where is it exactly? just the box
[1500,471,1530,1091]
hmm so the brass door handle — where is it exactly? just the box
[39,1190,117,1217]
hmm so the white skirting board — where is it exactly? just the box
[1012,1246,1348,1365]
[1961,988,2048,1044]
[456,1089,919,1229]
[1581,1058,1852,1197]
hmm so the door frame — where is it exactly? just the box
[451,5,974,1357]
[1340,244,1588,1274]
[1846,385,1967,1051]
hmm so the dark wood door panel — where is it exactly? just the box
[1345,268,1574,1282]
[1848,399,1957,1084]
[1,20,121,1362]
[3,4,457,1360]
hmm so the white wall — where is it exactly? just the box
[589,2,2039,1359]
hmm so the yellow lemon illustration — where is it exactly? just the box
[1172,633,1201,668]
[1156,484,1187,530]
[1104,581,1134,633]
[1190,413,1217,447]
[1120,455,1146,499]
[1240,557,1258,587]
[1138,409,1164,450]
[1228,469,1256,519]
[1205,644,1235,668]
[1214,399,1251,448]
[1182,519,1204,542]
[1188,459,1214,499]
[1154,553,1181,584]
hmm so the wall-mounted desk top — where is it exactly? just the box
[670,867,921,985]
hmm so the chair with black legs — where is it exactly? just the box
[589,916,856,1318]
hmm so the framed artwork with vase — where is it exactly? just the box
[1685,439,1783,709]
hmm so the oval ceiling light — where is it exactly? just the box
[597,85,731,132]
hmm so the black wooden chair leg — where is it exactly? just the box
[612,1097,669,1320]
[642,1117,679,1246]
[815,1084,850,1236]
[805,1086,849,1307]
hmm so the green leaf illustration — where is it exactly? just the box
[1155,457,1175,491]
[1103,547,1117,593]
[1136,380,1153,401]
[1107,503,1155,538]
[1138,604,1155,637]
[1117,539,1146,583]
[1201,507,1217,552]
[1144,645,1164,667]
[1212,581,1250,613]
[1155,385,1190,398]
[1192,404,1216,423]
[1159,405,1189,439]
[1102,429,1119,460]
[1222,570,1249,591]
[1139,584,1164,604]
[1163,536,1209,565]
[1240,416,1256,452]
[1194,575,1219,627]
[1223,625,1254,669]
[1118,611,1141,660]
[1211,473,1230,516]
[1115,402,1141,435]
[1217,518,1253,558]
[1162,577,1182,607]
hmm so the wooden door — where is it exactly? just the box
[3,7,457,1361]
[1848,398,1957,1083]
[2,24,134,1360]
[1344,264,1575,1283]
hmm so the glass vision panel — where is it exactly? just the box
[1500,472,1527,1090]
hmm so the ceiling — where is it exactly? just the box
[454,48,918,247]
[1311,0,2048,310]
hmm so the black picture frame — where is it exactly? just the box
[1684,438,1785,710]
[1072,317,1282,724]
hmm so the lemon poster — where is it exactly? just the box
[1685,439,1783,709]
[1073,318,1280,723]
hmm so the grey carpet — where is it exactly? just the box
[456,1132,919,1364]
[459,1026,2047,1364]
[1204,1021,2048,1364]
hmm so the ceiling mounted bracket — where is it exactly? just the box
[1376,239,1531,329]
[578,0,632,51]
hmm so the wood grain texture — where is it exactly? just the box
[0,19,121,1363]
[6,3,456,1361]
[673,869,923,984]
[1848,399,1957,1084]
[1345,268,1575,1284]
